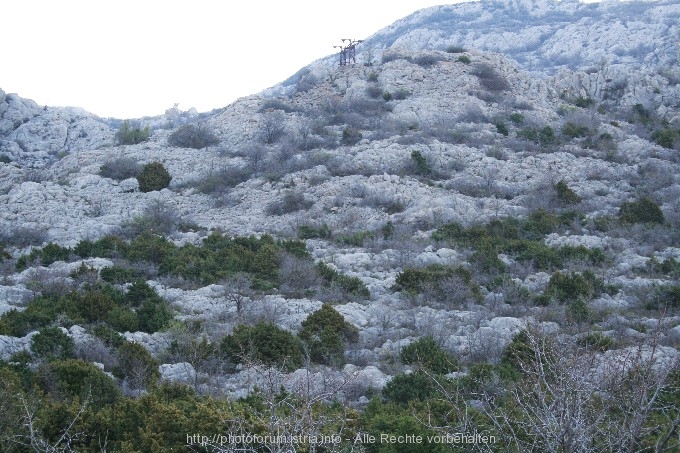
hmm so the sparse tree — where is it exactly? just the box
[258,111,287,144]
[168,123,219,149]
[220,272,254,316]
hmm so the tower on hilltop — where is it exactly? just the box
[333,39,363,66]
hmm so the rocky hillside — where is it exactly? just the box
[0,1,679,450]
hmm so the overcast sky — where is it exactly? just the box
[2,1,463,118]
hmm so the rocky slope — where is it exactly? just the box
[0,0,679,397]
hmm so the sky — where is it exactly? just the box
[2,1,459,119]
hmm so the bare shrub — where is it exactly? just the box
[636,159,677,194]
[360,193,406,214]
[235,143,268,173]
[122,199,180,237]
[365,85,384,99]
[186,166,252,195]
[0,225,48,247]
[445,178,487,198]
[295,121,321,151]
[279,255,322,297]
[382,52,410,64]
[473,63,510,92]
[75,336,117,370]
[24,267,75,298]
[23,168,48,183]
[258,111,287,144]
[413,53,444,67]
[259,99,297,113]
[456,104,488,123]
[486,147,508,161]
[99,157,141,181]
[296,72,319,93]
[167,123,219,149]
[265,191,314,216]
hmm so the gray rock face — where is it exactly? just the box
[0,91,115,164]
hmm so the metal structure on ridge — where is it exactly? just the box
[333,39,363,66]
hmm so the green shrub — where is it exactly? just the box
[91,325,125,347]
[100,265,139,284]
[221,322,302,371]
[298,304,359,366]
[633,103,651,123]
[279,239,310,259]
[618,197,664,224]
[509,113,524,125]
[577,332,614,351]
[316,262,370,298]
[74,235,129,258]
[341,126,362,145]
[654,285,680,309]
[124,280,161,307]
[410,150,431,175]
[168,124,219,149]
[114,341,159,391]
[574,97,595,108]
[335,231,373,247]
[137,161,172,192]
[381,221,395,239]
[566,298,592,324]
[382,91,393,101]
[116,120,150,145]
[76,290,116,323]
[395,265,455,293]
[40,359,121,405]
[644,257,680,279]
[518,125,557,146]
[69,261,98,281]
[298,224,332,240]
[543,270,614,304]
[651,129,676,148]
[137,299,172,333]
[107,306,139,332]
[383,371,437,404]
[126,231,174,264]
[501,330,541,371]
[562,122,591,139]
[395,264,481,302]
[446,45,465,53]
[456,55,471,64]
[495,121,509,136]
[15,243,71,271]
[401,337,458,374]
[30,327,75,360]
[554,180,582,204]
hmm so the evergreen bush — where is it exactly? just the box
[400,337,458,374]
[298,304,358,366]
[618,197,664,224]
[221,322,302,371]
[116,120,150,145]
[137,161,172,192]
